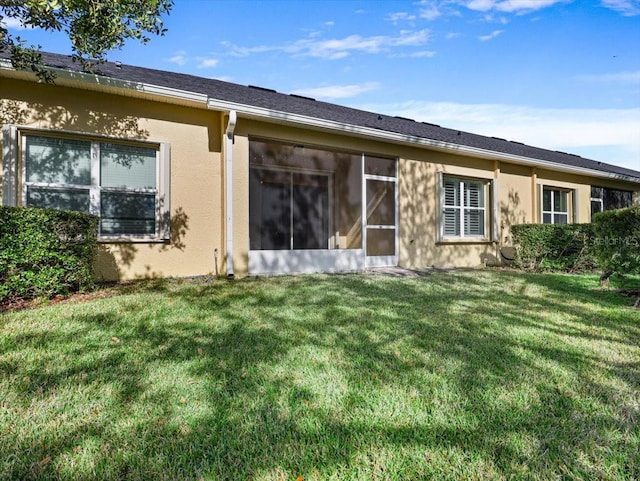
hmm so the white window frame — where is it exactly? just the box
[439,174,492,241]
[590,196,603,215]
[2,125,170,242]
[541,187,571,225]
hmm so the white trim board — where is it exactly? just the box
[248,249,365,275]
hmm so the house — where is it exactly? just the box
[1,51,639,281]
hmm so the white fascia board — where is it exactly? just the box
[0,61,209,105]
[52,69,209,104]
[139,83,208,103]
[207,98,640,185]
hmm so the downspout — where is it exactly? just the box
[224,110,237,279]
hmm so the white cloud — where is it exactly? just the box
[357,100,640,171]
[198,58,219,68]
[419,5,442,20]
[390,50,437,58]
[414,0,463,19]
[479,29,504,40]
[483,13,509,23]
[497,0,569,12]
[409,50,438,57]
[466,0,496,11]
[166,52,219,68]
[464,0,569,13]
[222,41,272,57]
[1,17,32,30]
[222,30,431,60]
[291,82,380,99]
[601,0,640,15]
[301,30,431,58]
[386,12,417,23]
[167,51,187,65]
[416,0,640,19]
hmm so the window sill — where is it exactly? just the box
[98,237,168,244]
[437,238,495,245]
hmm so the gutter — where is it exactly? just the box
[0,59,209,105]
[2,59,638,184]
[224,110,237,279]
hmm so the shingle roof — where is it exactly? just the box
[4,51,640,182]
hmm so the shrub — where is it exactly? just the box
[591,205,640,284]
[511,223,597,272]
[0,206,98,304]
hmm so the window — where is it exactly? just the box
[542,188,569,224]
[3,127,170,240]
[441,176,489,239]
[590,188,604,216]
[591,186,633,217]
[98,143,159,235]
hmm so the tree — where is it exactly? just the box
[0,0,173,82]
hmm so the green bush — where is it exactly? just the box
[591,205,640,282]
[511,223,597,272]
[0,206,98,303]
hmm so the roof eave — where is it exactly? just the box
[207,98,640,185]
[0,60,209,107]
[2,59,637,184]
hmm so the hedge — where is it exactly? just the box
[510,223,597,272]
[591,205,640,281]
[0,206,98,303]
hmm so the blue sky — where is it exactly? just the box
[4,0,640,171]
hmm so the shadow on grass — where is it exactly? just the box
[1,271,639,479]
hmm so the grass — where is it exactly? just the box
[1,270,639,480]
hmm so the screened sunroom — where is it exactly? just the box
[247,139,398,274]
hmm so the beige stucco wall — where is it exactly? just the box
[1,77,225,281]
[498,163,533,244]
[2,75,639,279]
[398,152,500,269]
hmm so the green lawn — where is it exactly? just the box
[1,271,639,480]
